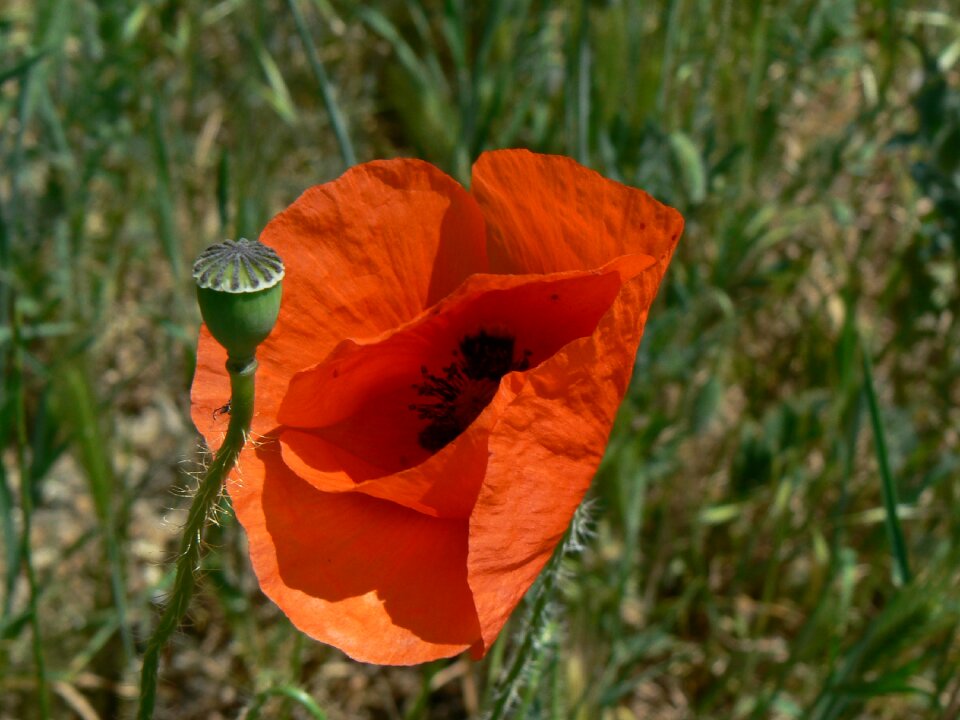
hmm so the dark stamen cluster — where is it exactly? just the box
[411,330,531,452]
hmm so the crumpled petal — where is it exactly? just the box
[189,149,683,665]
[191,158,487,442]
[275,259,647,518]
[472,149,680,275]
[466,267,663,654]
[463,149,683,654]
[230,442,480,664]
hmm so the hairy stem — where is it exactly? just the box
[137,359,256,719]
[486,570,556,720]
[486,525,571,720]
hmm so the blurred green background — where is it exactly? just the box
[2,0,959,718]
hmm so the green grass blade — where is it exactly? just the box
[0,321,76,345]
[11,302,51,719]
[575,0,590,165]
[403,1,448,91]
[356,7,436,93]
[402,661,440,720]
[860,336,911,586]
[0,456,18,619]
[58,364,134,660]
[0,50,48,87]
[252,38,299,125]
[150,94,181,284]
[656,0,683,120]
[246,685,328,719]
[217,150,230,234]
[441,0,471,179]
[286,0,356,167]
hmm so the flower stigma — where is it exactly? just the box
[410,329,532,452]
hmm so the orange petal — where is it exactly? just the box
[466,265,667,654]
[472,149,682,275]
[275,257,651,518]
[464,154,684,653]
[230,441,481,665]
[192,158,488,446]
[277,400,501,520]
[190,151,684,665]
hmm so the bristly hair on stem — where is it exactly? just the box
[484,501,596,720]
[137,237,284,715]
[137,362,256,719]
[142,235,277,719]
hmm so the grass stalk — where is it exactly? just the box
[441,0,471,180]
[12,302,52,719]
[737,0,770,187]
[656,0,683,121]
[575,0,591,165]
[0,454,18,620]
[403,661,440,720]
[860,336,912,585]
[60,366,134,660]
[286,0,357,168]
[246,685,328,720]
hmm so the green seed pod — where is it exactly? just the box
[193,238,284,368]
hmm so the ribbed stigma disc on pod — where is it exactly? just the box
[193,238,284,293]
[193,239,284,366]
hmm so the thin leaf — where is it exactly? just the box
[861,336,912,585]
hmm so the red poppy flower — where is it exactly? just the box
[191,149,683,665]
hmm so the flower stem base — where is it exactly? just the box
[136,360,256,719]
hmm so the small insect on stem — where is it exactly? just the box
[212,401,231,420]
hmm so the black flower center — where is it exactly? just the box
[410,330,531,452]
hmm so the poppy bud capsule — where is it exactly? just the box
[192,238,284,371]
